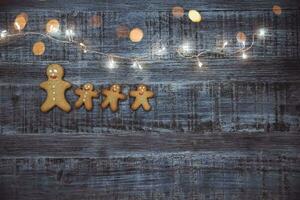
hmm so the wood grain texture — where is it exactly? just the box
[0,0,300,199]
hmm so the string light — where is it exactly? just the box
[107,56,116,69]
[222,41,228,49]
[14,22,21,32]
[132,60,142,69]
[180,42,191,53]
[197,57,203,68]
[0,30,7,39]
[242,52,248,59]
[154,43,167,56]
[65,29,75,41]
[79,42,88,53]
[0,13,270,70]
[258,28,266,37]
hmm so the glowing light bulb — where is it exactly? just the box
[14,22,21,31]
[223,41,228,48]
[65,29,75,41]
[0,30,8,39]
[79,43,87,53]
[181,42,191,53]
[258,28,266,37]
[132,60,142,70]
[156,45,167,55]
[197,57,203,68]
[242,52,248,59]
[107,57,116,69]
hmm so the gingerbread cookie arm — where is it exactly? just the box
[117,93,127,100]
[145,91,154,98]
[75,88,83,96]
[129,90,139,97]
[102,89,110,96]
[40,81,48,90]
[64,81,72,89]
[91,90,99,98]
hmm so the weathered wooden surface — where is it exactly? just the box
[0,0,300,199]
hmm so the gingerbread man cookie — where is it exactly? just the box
[101,84,126,112]
[40,64,72,112]
[74,83,99,111]
[129,84,154,111]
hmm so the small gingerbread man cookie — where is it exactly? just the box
[74,83,99,111]
[40,64,72,112]
[101,84,126,112]
[129,84,154,111]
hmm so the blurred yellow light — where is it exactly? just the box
[273,5,282,16]
[14,13,28,31]
[236,32,247,43]
[32,41,45,56]
[172,6,184,18]
[129,28,144,43]
[188,10,201,23]
[46,19,60,33]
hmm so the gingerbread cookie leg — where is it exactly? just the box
[84,99,93,111]
[75,98,83,109]
[142,101,151,111]
[110,100,118,112]
[41,100,55,112]
[57,99,71,112]
[130,101,141,111]
[101,99,110,109]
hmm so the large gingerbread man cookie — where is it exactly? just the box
[40,64,72,112]
[101,84,126,112]
[74,83,99,111]
[129,84,154,111]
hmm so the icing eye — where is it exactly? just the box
[49,69,52,73]
[53,69,58,73]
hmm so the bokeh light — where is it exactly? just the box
[90,15,102,28]
[236,32,247,43]
[46,19,60,33]
[129,28,144,43]
[14,12,28,31]
[32,41,45,56]
[273,5,282,16]
[172,6,184,18]
[116,25,129,38]
[188,10,201,23]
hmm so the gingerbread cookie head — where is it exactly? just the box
[137,84,147,95]
[111,84,121,93]
[46,64,64,80]
[83,83,94,91]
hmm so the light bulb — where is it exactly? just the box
[14,22,21,31]
[258,28,266,37]
[65,29,75,41]
[79,43,87,53]
[132,60,142,69]
[157,45,167,55]
[0,30,8,39]
[223,41,228,48]
[181,42,191,53]
[197,57,203,68]
[107,57,116,69]
[242,52,248,59]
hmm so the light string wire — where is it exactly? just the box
[0,25,267,69]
